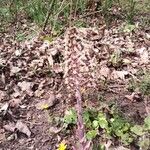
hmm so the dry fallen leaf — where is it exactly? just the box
[110,146,130,150]
[10,66,21,76]
[0,90,5,101]
[36,93,57,110]
[9,98,21,108]
[111,70,128,80]
[49,127,62,134]
[18,81,32,92]
[137,47,149,64]
[99,66,110,79]
[0,129,5,141]
[125,92,143,102]
[3,123,16,132]
[18,81,33,96]
[47,54,54,67]
[0,103,9,116]
[15,120,31,138]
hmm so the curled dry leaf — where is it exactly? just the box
[0,90,5,101]
[18,81,33,96]
[49,127,62,134]
[18,81,32,92]
[111,70,128,80]
[137,47,149,64]
[47,54,54,67]
[0,129,5,141]
[34,89,45,97]
[10,66,21,76]
[0,103,9,116]
[3,123,16,132]
[125,92,143,102]
[99,66,110,79]
[9,98,21,108]
[36,93,57,110]
[11,87,21,98]
[15,49,22,56]
[53,64,63,73]
[15,120,31,138]
[110,146,130,150]
[3,121,31,138]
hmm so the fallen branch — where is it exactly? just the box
[74,85,91,150]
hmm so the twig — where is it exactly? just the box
[42,0,55,31]
[78,10,102,19]
[69,0,73,27]
[52,0,67,34]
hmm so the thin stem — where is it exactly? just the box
[42,0,55,31]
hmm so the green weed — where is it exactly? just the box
[139,73,150,95]
[128,72,150,95]
[63,105,150,148]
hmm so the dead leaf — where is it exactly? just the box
[9,98,21,108]
[49,127,62,134]
[99,66,110,79]
[144,39,150,47]
[47,54,54,67]
[11,87,21,98]
[15,120,31,138]
[111,70,128,80]
[110,146,130,150]
[1,73,5,84]
[34,89,44,97]
[18,81,33,96]
[10,66,21,76]
[0,129,5,141]
[125,92,143,102]
[0,103,9,116]
[137,47,149,64]
[53,63,63,73]
[123,58,131,65]
[0,90,5,101]
[36,93,57,110]
[3,123,16,132]
[15,49,22,56]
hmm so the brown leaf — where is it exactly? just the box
[18,81,33,96]
[15,120,31,138]
[9,98,21,108]
[36,93,57,110]
[0,90,5,101]
[125,92,143,102]
[0,103,9,116]
[0,129,5,141]
[3,123,16,132]
[137,47,149,64]
[99,66,110,79]
[10,66,21,76]
[49,127,62,134]
[111,70,128,80]
[144,39,150,47]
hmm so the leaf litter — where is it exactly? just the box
[0,22,149,149]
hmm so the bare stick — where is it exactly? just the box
[42,0,55,31]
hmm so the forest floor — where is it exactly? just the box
[0,17,150,150]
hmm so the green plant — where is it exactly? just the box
[63,105,150,148]
[139,73,150,95]
[130,116,150,149]
[63,108,77,128]
[109,50,123,67]
[128,72,150,95]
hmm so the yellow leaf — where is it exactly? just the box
[58,142,67,150]
[41,104,49,109]
[81,87,86,94]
